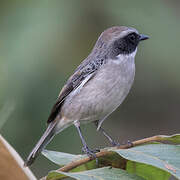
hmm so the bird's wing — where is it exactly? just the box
[47,60,97,123]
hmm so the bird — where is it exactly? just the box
[24,26,149,166]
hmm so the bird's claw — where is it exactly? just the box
[82,146,99,157]
[111,140,120,147]
[82,146,99,165]
[127,140,133,147]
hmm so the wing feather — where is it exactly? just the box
[47,63,96,123]
[47,52,106,124]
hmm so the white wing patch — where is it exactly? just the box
[69,73,94,98]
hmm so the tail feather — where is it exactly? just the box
[24,122,57,167]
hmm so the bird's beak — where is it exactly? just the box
[139,34,149,41]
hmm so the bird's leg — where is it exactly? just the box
[94,121,120,147]
[74,120,99,160]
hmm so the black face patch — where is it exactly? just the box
[111,32,140,57]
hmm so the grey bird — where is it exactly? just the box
[25,26,149,166]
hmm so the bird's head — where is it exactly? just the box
[93,26,149,59]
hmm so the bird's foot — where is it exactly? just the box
[127,140,133,148]
[82,146,100,165]
[82,146,99,158]
[111,140,120,147]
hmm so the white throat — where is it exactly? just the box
[114,48,137,64]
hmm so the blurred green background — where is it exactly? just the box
[0,0,180,178]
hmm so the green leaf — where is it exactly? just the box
[42,135,180,179]
[42,150,79,166]
[47,167,145,180]
[112,144,180,179]
[42,149,129,172]
[127,161,171,180]
[42,149,97,171]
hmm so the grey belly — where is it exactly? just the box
[61,61,135,123]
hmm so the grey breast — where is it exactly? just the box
[61,57,135,123]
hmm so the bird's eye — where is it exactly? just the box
[128,33,136,42]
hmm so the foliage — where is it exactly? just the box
[41,134,180,180]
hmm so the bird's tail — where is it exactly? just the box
[24,121,57,167]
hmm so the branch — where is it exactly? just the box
[58,135,163,172]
